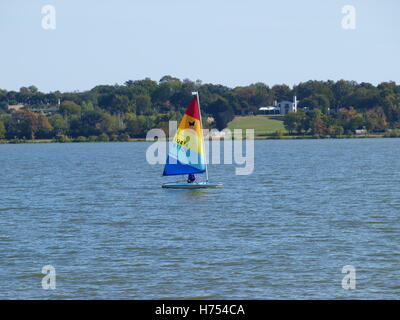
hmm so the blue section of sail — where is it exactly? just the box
[168,142,205,166]
[163,155,206,176]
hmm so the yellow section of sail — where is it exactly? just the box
[174,114,204,155]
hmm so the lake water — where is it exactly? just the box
[0,138,399,299]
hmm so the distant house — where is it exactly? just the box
[7,104,24,112]
[207,130,226,139]
[31,106,59,115]
[276,99,298,115]
[258,96,298,115]
[259,106,280,115]
[355,129,367,135]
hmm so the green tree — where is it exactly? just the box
[283,110,307,135]
[28,85,39,93]
[36,114,53,138]
[230,83,272,114]
[380,91,400,124]
[49,114,68,134]
[283,112,297,135]
[331,80,356,110]
[364,107,388,132]
[152,82,173,104]
[124,78,158,96]
[0,119,5,138]
[124,113,153,138]
[98,113,118,135]
[7,110,52,139]
[97,133,110,142]
[326,124,344,137]
[60,100,81,118]
[208,98,235,130]
[295,81,334,104]
[69,110,104,137]
[98,94,130,115]
[159,75,181,83]
[0,90,8,112]
[338,107,365,133]
[305,109,326,137]
[299,94,330,114]
[135,95,152,115]
[14,110,39,139]
[271,84,292,101]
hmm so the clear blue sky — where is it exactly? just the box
[0,0,399,92]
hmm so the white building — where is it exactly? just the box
[259,96,298,115]
[277,96,298,115]
[259,106,280,114]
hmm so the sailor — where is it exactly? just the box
[187,173,196,183]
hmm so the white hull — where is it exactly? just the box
[162,182,222,189]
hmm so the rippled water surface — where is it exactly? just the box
[0,139,399,299]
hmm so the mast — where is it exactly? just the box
[193,91,209,182]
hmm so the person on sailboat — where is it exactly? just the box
[187,173,197,183]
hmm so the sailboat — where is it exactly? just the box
[161,92,222,189]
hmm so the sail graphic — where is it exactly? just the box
[163,96,206,176]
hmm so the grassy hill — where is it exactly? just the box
[227,115,286,137]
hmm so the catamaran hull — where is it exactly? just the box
[162,182,222,189]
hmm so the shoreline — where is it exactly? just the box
[0,134,395,145]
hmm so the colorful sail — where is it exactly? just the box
[163,96,206,176]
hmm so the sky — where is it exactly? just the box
[0,0,399,92]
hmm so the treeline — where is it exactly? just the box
[283,107,397,138]
[1,76,400,141]
[282,80,400,137]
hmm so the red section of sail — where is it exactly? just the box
[184,96,200,120]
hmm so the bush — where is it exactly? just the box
[9,138,25,144]
[97,133,109,142]
[88,135,98,142]
[274,130,283,138]
[74,136,87,142]
[331,125,344,138]
[110,133,119,141]
[54,134,71,143]
[118,133,130,142]
[0,120,5,139]
[384,129,400,137]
